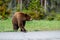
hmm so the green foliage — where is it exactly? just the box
[28,12,39,20]
[55,14,60,21]
[5,0,11,3]
[0,0,60,20]
[0,15,2,20]
[16,4,20,12]
[46,11,60,21]
[22,10,45,20]
[46,16,54,21]
[56,17,60,21]
[0,1,3,6]
[22,0,45,20]
[28,0,44,13]
[0,0,11,20]
[46,11,56,21]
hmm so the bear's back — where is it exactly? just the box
[14,12,25,17]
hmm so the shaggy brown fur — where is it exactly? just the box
[12,12,31,32]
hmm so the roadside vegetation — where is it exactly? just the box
[0,18,60,32]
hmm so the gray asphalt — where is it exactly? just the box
[0,31,60,40]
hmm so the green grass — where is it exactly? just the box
[0,18,60,32]
[0,19,13,32]
[26,20,60,31]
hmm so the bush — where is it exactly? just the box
[46,16,54,21]
[0,1,3,6]
[56,17,60,21]
[46,11,57,21]
[0,9,11,20]
[22,10,45,20]
[55,14,60,21]
[29,12,39,20]
[0,15,2,20]
[0,0,11,20]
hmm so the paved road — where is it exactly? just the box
[0,31,60,40]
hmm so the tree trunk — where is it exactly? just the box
[44,0,47,13]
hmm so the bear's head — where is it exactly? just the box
[25,14,32,21]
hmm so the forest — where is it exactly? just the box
[0,0,60,20]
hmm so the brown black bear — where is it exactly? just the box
[12,12,31,32]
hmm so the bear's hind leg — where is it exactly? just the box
[13,24,19,31]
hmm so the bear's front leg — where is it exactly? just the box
[19,22,26,32]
